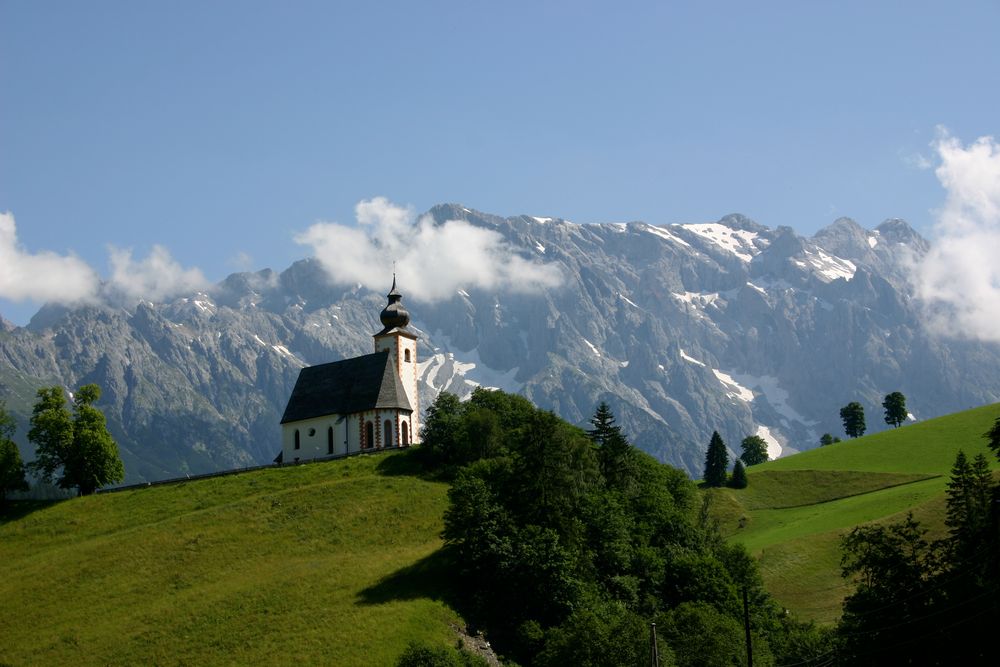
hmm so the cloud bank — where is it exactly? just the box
[913,130,1000,342]
[107,245,209,302]
[0,211,209,309]
[295,197,564,301]
[0,212,100,303]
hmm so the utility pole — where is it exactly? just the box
[650,621,659,667]
[743,586,753,667]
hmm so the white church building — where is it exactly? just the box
[277,278,419,463]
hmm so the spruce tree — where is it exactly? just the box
[587,402,635,491]
[729,459,748,488]
[703,431,729,487]
[984,416,1000,463]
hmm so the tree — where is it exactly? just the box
[945,450,994,566]
[984,416,1000,463]
[0,401,29,507]
[703,431,729,487]
[729,459,748,488]
[587,402,636,491]
[819,433,841,446]
[839,514,945,663]
[882,392,907,428]
[839,402,866,438]
[29,385,124,495]
[739,434,768,466]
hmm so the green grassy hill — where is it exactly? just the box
[711,402,1000,624]
[0,451,460,666]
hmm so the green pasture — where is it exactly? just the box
[713,402,1000,624]
[0,451,460,667]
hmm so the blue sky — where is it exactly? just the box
[2,1,999,325]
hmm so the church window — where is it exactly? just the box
[404,349,411,362]
[401,422,409,446]
[327,426,334,455]
[365,421,374,449]
[308,428,316,437]
[384,420,393,447]
[294,429,300,450]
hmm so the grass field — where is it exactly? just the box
[0,451,461,666]
[712,402,1000,624]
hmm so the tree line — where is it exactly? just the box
[402,389,832,665]
[0,384,124,507]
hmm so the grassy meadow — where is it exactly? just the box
[711,402,1000,623]
[0,451,460,666]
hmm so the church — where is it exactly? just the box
[278,278,419,463]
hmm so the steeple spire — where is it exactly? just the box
[378,275,410,332]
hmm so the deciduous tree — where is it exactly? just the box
[0,401,29,507]
[703,431,729,487]
[839,402,866,439]
[819,433,841,446]
[739,434,768,466]
[882,392,907,428]
[28,385,124,495]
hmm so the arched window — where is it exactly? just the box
[401,421,409,446]
[384,420,393,447]
[294,429,300,450]
[365,421,374,449]
[327,426,334,455]
[404,349,411,362]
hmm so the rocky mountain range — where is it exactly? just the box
[2,204,999,482]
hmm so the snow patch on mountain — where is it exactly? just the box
[644,225,692,247]
[712,369,755,402]
[618,293,640,308]
[680,349,705,367]
[417,333,523,399]
[802,249,856,282]
[755,424,783,459]
[679,223,759,261]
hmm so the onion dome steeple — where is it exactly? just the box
[378,275,410,332]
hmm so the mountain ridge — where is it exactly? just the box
[2,206,999,481]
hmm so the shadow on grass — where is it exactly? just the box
[0,499,58,525]
[375,447,455,482]
[358,546,461,607]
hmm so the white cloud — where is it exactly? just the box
[107,245,208,302]
[0,212,99,303]
[913,129,1000,342]
[295,196,564,301]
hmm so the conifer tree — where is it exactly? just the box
[587,402,635,491]
[984,416,1000,463]
[703,431,729,487]
[729,459,748,489]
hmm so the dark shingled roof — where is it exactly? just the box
[280,350,412,424]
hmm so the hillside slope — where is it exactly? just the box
[0,451,460,666]
[713,402,1000,623]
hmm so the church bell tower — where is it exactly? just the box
[373,276,419,443]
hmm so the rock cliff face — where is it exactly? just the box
[2,205,998,480]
